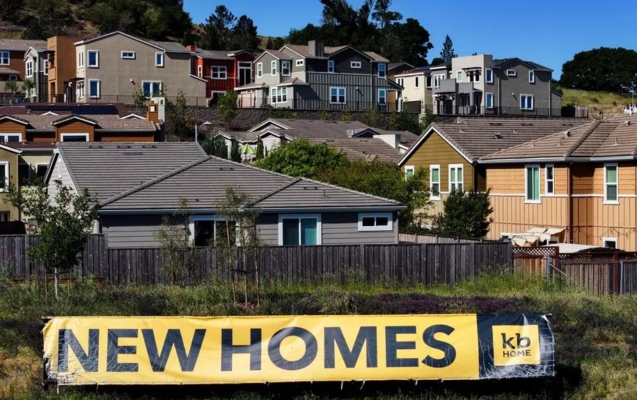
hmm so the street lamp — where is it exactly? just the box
[195,121,211,143]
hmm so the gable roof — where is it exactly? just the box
[75,31,189,53]
[398,118,593,166]
[195,49,234,60]
[99,156,403,212]
[283,44,387,62]
[0,115,29,125]
[306,138,402,163]
[388,62,415,72]
[254,49,290,62]
[0,144,21,154]
[0,113,158,131]
[492,58,552,72]
[248,118,370,134]
[0,39,47,51]
[55,142,206,203]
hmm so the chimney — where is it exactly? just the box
[308,40,324,57]
[377,134,400,149]
[186,44,197,52]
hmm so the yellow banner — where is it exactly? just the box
[43,315,553,385]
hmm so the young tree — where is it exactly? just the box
[230,140,241,162]
[255,139,265,160]
[5,180,99,299]
[254,139,349,178]
[154,199,196,285]
[165,91,195,140]
[218,90,239,129]
[199,5,236,50]
[202,135,229,159]
[430,57,445,66]
[440,35,457,63]
[4,80,20,96]
[23,78,35,99]
[433,190,494,239]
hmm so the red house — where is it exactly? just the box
[187,46,256,105]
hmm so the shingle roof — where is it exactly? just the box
[369,128,420,147]
[195,49,233,60]
[492,58,551,71]
[99,156,403,211]
[0,67,20,75]
[306,138,402,163]
[262,50,290,59]
[0,114,157,130]
[284,44,387,61]
[251,118,370,135]
[56,142,206,203]
[4,141,56,150]
[0,39,47,51]
[77,31,189,53]
[388,62,414,71]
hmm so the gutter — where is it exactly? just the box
[479,155,637,165]
[98,206,406,216]
[98,129,157,133]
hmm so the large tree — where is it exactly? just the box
[199,5,259,51]
[440,35,457,63]
[561,47,637,93]
[254,139,349,178]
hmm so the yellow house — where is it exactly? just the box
[0,144,21,221]
[480,117,637,251]
[397,118,592,222]
[388,62,414,106]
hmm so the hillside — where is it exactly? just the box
[562,88,633,116]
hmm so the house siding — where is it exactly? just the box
[331,48,371,74]
[0,121,27,137]
[0,149,19,220]
[495,60,553,112]
[56,121,95,141]
[100,214,164,248]
[47,155,77,201]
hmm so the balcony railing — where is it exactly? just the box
[238,97,399,112]
[436,105,574,118]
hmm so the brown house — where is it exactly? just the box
[0,39,47,93]
[46,36,81,102]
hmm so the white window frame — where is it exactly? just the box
[141,80,162,97]
[378,89,387,105]
[507,69,517,77]
[281,60,290,76]
[296,59,304,67]
[87,50,99,68]
[529,70,535,83]
[545,164,555,196]
[449,164,464,192]
[271,60,277,76]
[358,212,393,232]
[433,74,446,88]
[88,79,100,99]
[0,51,9,65]
[0,133,23,142]
[188,216,229,246]
[257,63,263,78]
[604,163,619,204]
[211,65,227,80]
[271,87,288,104]
[60,133,89,142]
[486,68,493,83]
[330,87,346,104]
[43,60,48,75]
[121,51,135,59]
[0,161,8,192]
[155,52,164,67]
[378,63,386,78]
[197,65,202,78]
[457,71,463,82]
[430,164,441,200]
[77,51,84,67]
[350,61,362,69]
[426,75,432,88]
[405,165,415,180]
[397,78,404,87]
[602,237,617,249]
[470,70,481,83]
[327,60,334,73]
[26,60,33,78]
[520,94,534,110]
[415,76,419,88]
[485,92,494,109]
[278,214,322,246]
[525,164,541,204]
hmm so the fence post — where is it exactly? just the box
[545,255,551,281]
[360,244,366,282]
[620,261,624,295]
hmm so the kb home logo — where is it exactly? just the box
[492,325,540,366]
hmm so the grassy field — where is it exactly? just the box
[562,88,633,116]
[1,275,636,399]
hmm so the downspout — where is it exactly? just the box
[567,162,573,243]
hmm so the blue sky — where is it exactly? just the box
[183,0,635,77]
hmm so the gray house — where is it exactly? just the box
[432,54,562,117]
[235,40,403,110]
[46,142,404,248]
[24,44,49,102]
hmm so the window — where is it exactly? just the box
[358,213,393,232]
[296,59,304,67]
[197,65,202,78]
[8,75,16,81]
[378,63,386,78]
[121,51,135,59]
[61,134,89,142]
[545,165,554,195]
[44,60,48,75]
[525,164,541,203]
[0,161,8,192]
[155,52,164,67]
[257,63,263,78]
[427,165,440,199]
[485,92,494,109]
[0,51,8,65]
[405,165,415,179]
[87,50,99,68]
[397,78,403,86]
[142,81,162,97]
[271,60,277,75]
[469,70,481,82]
[529,70,535,83]
[327,60,335,73]
[351,61,362,69]
[36,164,48,179]
[415,76,419,88]
[18,163,29,184]
[271,87,288,104]
[189,216,234,247]
[434,74,446,88]
[279,215,321,245]
[78,51,84,67]
[486,68,493,83]
[211,66,227,79]
[0,211,9,222]
[77,80,85,99]
[604,163,618,203]
[506,69,517,77]
[457,71,463,82]
[520,94,534,110]
[26,60,33,77]
[603,238,617,249]
[281,60,290,76]
[330,87,346,104]
[378,89,387,104]
[449,164,463,192]
[426,75,432,88]
[0,133,21,142]
[88,79,100,98]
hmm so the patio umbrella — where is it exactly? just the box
[239,144,256,155]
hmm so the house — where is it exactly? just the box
[387,62,414,107]
[187,46,256,104]
[23,43,49,102]
[395,63,449,115]
[47,36,82,103]
[397,118,592,219]
[429,54,561,117]
[0,144,21,221]
[479,116,637,251]
[46,142,405,248]
[0,39,47,96]
[235,40,403,110]
[72,31,206,104]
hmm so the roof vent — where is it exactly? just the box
[530,141,535,148]
[489,122,503,126]
[116,145,131,148]
[493,133,502,139]
[613,137,619,146]
[521,123,534,126]
[564,130,571,138]
[625,120,631,126]
[142,145,157,148]
[562,123,573,126]
[122,151,143,156]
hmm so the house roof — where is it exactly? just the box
[55,142,207,203]
[248,118,370,134]
[492,58,552,72]
[398,118,593,166]
[306,138,402,163]
[75,31,189,53]
[98,155,403,212]
[234,82,267,91]
[255,49,290,61]
[195,49,234,60]
[366,128,420,148]
[388,62,415,71]
[0,67,20,75]
[283,44,387,61]
[0,39,47,51]
[277,77,310,87]
[3,141,56,150]
[0,113,158,130]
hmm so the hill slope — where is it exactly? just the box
[562,88,633,116]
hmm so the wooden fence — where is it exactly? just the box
[399,233,497,244]
[0,235,513,286]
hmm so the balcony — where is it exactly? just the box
[433,79,475,95]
